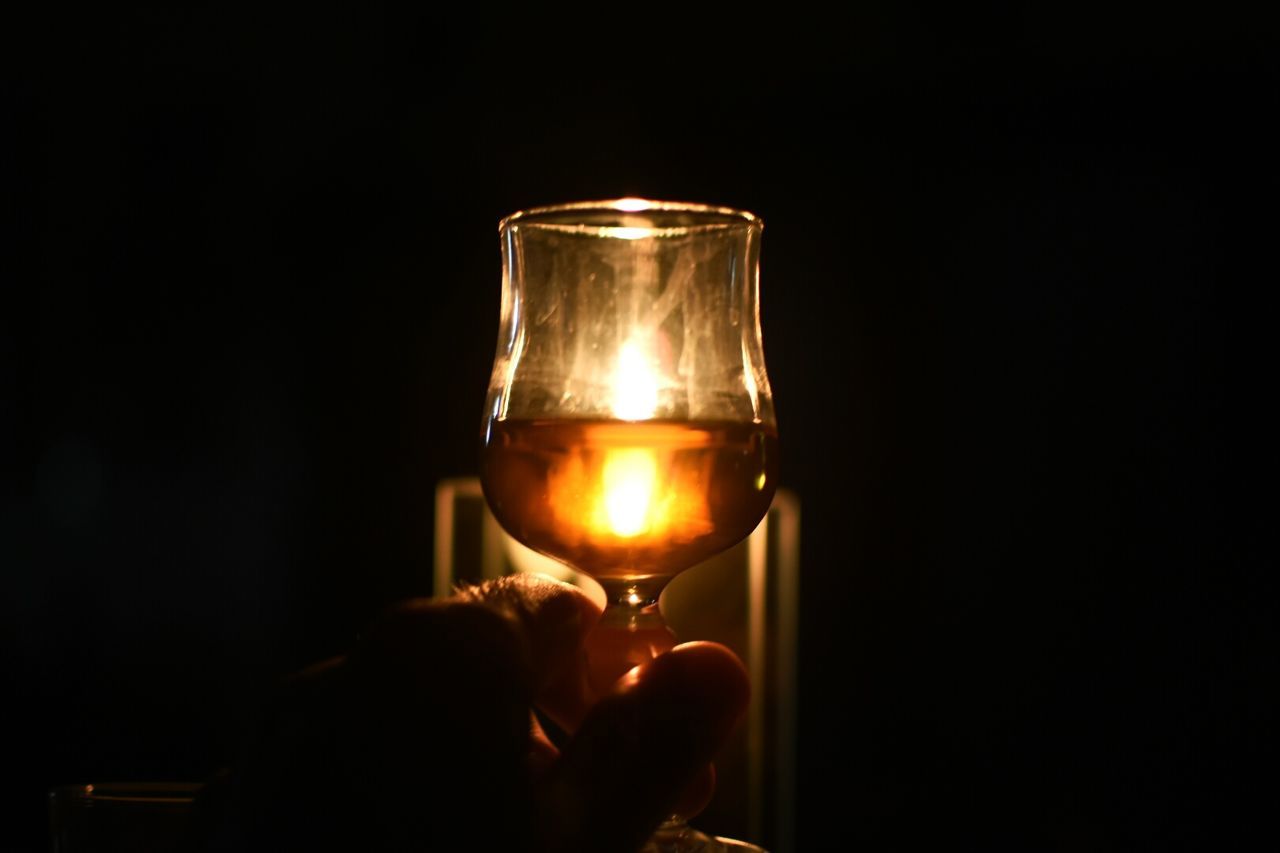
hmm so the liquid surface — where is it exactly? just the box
[481,419,778,581]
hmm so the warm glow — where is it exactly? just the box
[612,340,659,420]
[603,226,652,240]
[599,341,663,536]
[601,449,657,537]
[533,341,714,552]
[495,419,747,578]
[614,198,650,212]
[542,423,715,547]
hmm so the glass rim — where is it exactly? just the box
[499,198,763,236]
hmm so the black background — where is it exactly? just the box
[4,6,1272,851]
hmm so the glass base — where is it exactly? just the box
[640,818,767,853]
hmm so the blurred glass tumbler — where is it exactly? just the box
[49,783,200,853]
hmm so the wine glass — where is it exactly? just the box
[480,199,777,852]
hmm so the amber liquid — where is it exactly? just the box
[481,419,778,582]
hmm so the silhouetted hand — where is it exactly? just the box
[194,575,749,853]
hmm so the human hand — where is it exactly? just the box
[196,574,749,853]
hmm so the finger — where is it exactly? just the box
[454,574,602,732]
[453,573,602,692]
[529,711,561,777]
[350,581,597,849]
[353,576,599,763]
[356,596,532,720]
[536,642,750,853]
[545,618,678,738]
[349,600,534,848]
[584,620,677,698]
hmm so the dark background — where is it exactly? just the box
[4,6,1272,851]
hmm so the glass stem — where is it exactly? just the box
[588,578,677,692]
[598,578,667,629]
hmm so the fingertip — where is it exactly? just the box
[525,574,603,641]
[665,642,750,696]
[536,642,750,851]
[626,641,751,732]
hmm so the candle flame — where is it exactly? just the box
[544,343,712,549]
[612,340,659,421]
[600,341,660,536]
[543,422,714,552]
[601,448,657,537]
